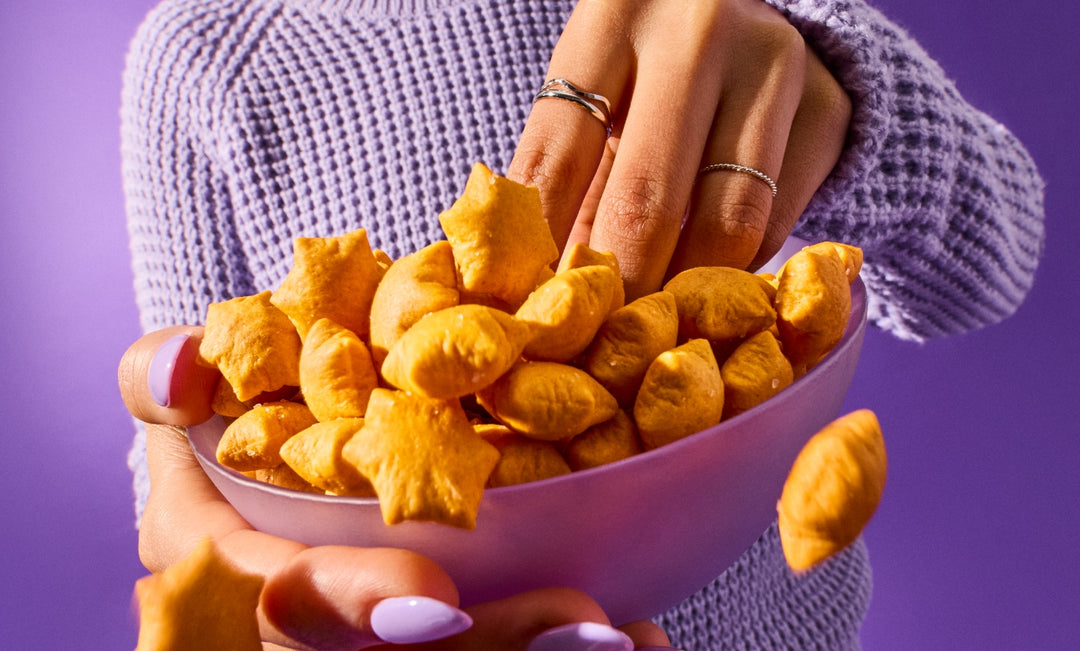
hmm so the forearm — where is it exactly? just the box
[766,0,1046,341]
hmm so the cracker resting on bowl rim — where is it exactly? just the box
[341,388,500,529]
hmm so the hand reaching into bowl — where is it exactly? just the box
[509,0,851,300]
[118,327,672,650]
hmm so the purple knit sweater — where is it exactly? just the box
[120,0,1045,647]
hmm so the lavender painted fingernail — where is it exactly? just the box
[147,334,189,407]
[526,622,634,651]
[370,596,472,644]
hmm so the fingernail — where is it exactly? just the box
[370,596,472,644]
[527,622,634,651]
[147,334,189,407]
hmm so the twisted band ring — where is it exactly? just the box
[533,78,613,138]
[698,163,778,197]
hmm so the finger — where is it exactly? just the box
[586,14,725,299]
[617,620,672,648]
[118,325,219,426]
[395,587,611,651]
[748,47,852,270]
[263,547,462,650]
[139,424,461,650]
[672,20,807,273]
[563,136,616,250]
[507,0,632,250]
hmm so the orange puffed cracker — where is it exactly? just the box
[633,339,725,450]
[216,401,317,472]
[476,424,572,488]
[581,290,680,408]
[134,537,263,651]
[563,409,643,471]
[777,409,886,571]
[774,245,853,376]
[248,463,322,494]
[199,291,302,403]
[270,228,385,340]
[557,242,625,314]
[341,388,499,528]
[368,240,461,365]
[516,264,620,362]
[438,162,559,308]
[663,266,777,344]
[280,418,375,496]
[380,303,531,400]
[477,361,620,442]
[299,318,378,421]
[720,330,794,419]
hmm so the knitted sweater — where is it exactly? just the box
[120,0,1045,648]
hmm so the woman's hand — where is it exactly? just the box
[509,0,852,300]
[119,328,672,649]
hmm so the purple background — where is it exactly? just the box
[1,1,1076,648]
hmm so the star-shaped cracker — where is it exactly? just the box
[199,291,302,402]
[341,388,500,529]
[134,537,263,651]
[439,163,559,307]
[271,228,385,340]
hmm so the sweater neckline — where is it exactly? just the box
[287,0,477,19]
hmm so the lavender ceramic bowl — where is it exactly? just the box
[189,256,867,626]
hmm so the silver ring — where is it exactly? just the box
[533,78,613,138]
[698,163,778,197]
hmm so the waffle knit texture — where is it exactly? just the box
[120,0,1045,648]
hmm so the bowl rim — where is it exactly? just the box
[189,276,868,505]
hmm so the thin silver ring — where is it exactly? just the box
[698,163,778,198]
[533,78,613,138]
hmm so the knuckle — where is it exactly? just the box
[512,135,578,192]
[697,196,771,268]
[757,21,807,66]
[511,127,594,218]
[803,60,853,136]
[600,173,682,243]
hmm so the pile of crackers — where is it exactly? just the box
[196,163,863,530]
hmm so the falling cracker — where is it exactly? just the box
[778,409,887,572]
[134,537,263,651]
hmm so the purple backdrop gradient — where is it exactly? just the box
[1,1,1076,648]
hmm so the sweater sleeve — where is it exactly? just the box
[765,0,1045,342]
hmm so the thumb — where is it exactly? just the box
[118,325,219,426]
